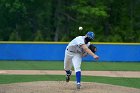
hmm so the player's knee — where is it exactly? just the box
[75,67,81,72]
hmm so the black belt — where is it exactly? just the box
[67,49,74,53]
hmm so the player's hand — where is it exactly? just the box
[93,55,99,60]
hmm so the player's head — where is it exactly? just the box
[85,31,95,44]
[86,31,95,40]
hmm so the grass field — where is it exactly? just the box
[0,61,140,71]
[0,61,140,89]
[0,75,139,89]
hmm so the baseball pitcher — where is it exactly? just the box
[64,31,99,89]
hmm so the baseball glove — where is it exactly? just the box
[88,44,97,53]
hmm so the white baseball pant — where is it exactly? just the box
[64,49,82,72]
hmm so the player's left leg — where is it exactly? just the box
[72,54,82,89]
[64,50,73,82]
[65,70,72,82]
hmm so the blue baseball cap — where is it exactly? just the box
[86,31,95,39]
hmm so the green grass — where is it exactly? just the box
[0,75,139,89]
[82,62,140,71]
[0,61,139,89]
[0,61,140,71]
[0,61,63,70]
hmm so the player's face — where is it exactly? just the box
[85,37,92,44]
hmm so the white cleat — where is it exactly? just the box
[77,83,81,89]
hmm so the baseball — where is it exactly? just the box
[79,26,83,30]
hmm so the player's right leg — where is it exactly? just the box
[64,50,73,82]
[72,54,82,89]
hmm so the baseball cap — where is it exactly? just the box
[86,31,95,39]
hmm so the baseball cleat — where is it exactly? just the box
[77,84,81,89]
[66,75,70,82]
[65,70,72,82]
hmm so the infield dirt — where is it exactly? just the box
[0,70,140,93]
[0,81,140,93]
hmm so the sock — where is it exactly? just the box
[76,71,81,84]
[66,70,71,75]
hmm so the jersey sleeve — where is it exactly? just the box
[76,36,85,46]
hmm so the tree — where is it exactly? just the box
[34,30,44,41]
[0,0,140,42]
[9,31,21,41]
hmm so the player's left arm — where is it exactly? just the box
[81,44,99,60]
[82,44,97,57]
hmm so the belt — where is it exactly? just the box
[67,49,74,53]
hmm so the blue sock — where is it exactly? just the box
[76,71,81,84]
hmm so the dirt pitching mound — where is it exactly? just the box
[0,81,140,93]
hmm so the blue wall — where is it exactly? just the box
[0,43,140,62]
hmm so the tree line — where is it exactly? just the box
[0,0,140,42]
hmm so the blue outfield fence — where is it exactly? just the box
[0,42,140,62]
